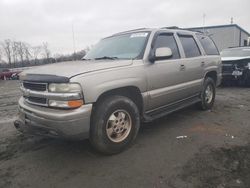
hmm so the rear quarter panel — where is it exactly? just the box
[204,55,222,85]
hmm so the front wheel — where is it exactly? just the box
[197,77,216,110]
[90,95,140,155]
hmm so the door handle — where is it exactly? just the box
[201,62,205,67]
[180,64,185,71]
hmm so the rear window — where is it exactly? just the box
[178,35,201,58]
[197,34,219,55]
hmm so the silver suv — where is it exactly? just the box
[14,28,222,154]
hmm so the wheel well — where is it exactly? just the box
[94,86,144,115]
[205,71,217,84]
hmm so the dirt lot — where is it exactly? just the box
[0,80,250,188]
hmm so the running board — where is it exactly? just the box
[143,96,200,122]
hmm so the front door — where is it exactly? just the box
[145,32,186,111]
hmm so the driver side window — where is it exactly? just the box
[154,34,180,59]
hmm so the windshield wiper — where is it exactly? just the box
[94,56,119,60]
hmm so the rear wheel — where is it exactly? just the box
[197,77,216,110]
[90,95,140,155]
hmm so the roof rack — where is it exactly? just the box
[161,26,204,34]
[161,26,180,29]
[112,28,148,36]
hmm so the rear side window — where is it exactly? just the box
[197,35,219,55]
[178,35,201,58]
[154,33,180,59]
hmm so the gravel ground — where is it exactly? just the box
[0,80,250,188]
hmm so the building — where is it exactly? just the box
[186,24,250,51]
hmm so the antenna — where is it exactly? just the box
[71,22,76,60]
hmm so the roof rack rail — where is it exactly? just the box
[161,26,180,29]
[161,26,204,34]
[112,28,148,36]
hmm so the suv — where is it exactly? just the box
[14,28,221,154]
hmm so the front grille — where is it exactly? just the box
[22,81,48,106]
[28,96,47,104]
[23,82,47,91]
[25,96,47,106]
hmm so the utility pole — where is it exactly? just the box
[230,17,234,24]
[202,13,206,34]
[72,22,76,61]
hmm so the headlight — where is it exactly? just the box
[49,83,82,93]
[248,63,250,69]
[47,83,83,108]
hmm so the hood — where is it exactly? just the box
[221,56,250,61]
[21,60,133,78]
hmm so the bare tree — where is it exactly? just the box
[1,39,12,67]
[42,42,51,63]
[0,47,2,63]
[11,41,19,67]
[23,42,31,64]
[31,46,42,65]
[16,41,25,66]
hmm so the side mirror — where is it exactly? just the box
[149,47,173,63]
[155,47,172,59]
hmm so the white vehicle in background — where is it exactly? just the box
[221,47,250,86]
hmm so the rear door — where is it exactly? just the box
[196,34,221,84]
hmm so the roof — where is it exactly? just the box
[186,24,250,36]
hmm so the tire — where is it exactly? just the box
[197,77,216,110]
[90,95,140,155]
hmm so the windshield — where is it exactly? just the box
[221,48,250,57]
[84,32,150,60]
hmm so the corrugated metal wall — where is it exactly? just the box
[189,26,250,51]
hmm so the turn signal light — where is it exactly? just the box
[68,100,84,108]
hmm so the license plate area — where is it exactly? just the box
[232,70,243,76]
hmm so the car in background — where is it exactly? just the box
[221,47,250,86]
[10,72,20,80]
[0,69,21,80]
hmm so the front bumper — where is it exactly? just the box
[14,97,92,140]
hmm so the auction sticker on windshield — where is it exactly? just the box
[130,33,148,38]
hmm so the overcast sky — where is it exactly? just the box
[0,0,249,55]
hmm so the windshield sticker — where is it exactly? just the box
[130,33,148,38]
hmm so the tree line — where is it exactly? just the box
[0,39,88,69]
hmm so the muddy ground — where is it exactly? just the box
[0,80,250,188]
